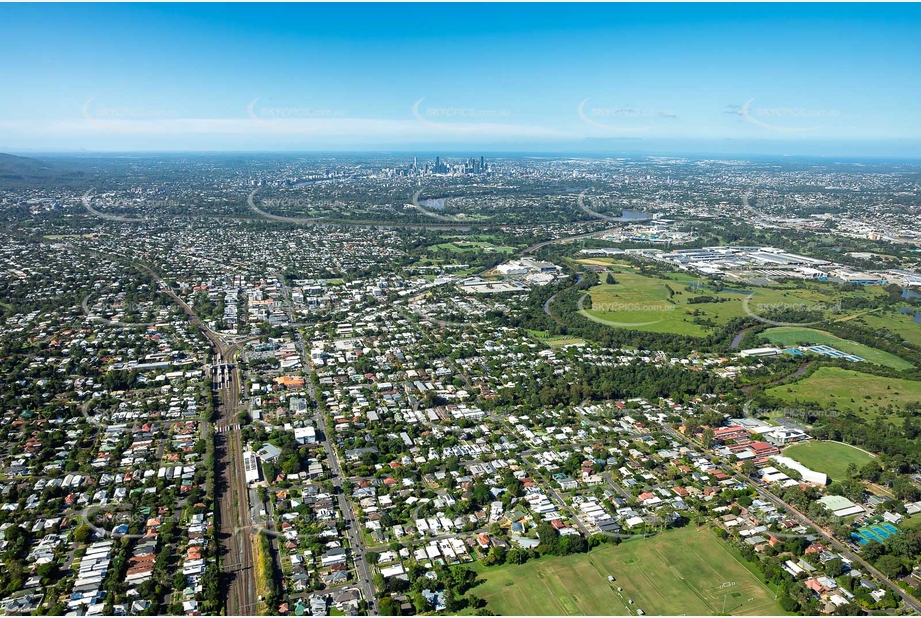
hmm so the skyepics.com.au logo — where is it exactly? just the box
[729,98,840,133]
[260,197,339,211]
[577,98,677,133]
[742,399,840,420]
[750,193,801,211]
[79,507,184,540]
[81,190,152,223]
[246,188,321,224]
[742,296,842,327]
[82,98,182,127]
[412,98,511,132]
[247,97,346,131]
[576,191,639,222]
[577,293,674,328]
[79,507,290,541]
[591,302,677,312]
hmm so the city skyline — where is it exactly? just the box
[4,4,921,617]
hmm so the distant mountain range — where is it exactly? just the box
[0,153,58,180]
[0,153,94,188]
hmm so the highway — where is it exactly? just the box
[520,225,621,255]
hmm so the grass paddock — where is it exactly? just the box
[470,526,783,616]
[765,366,921,425]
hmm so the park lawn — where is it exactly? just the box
[441,233,517,245]
[783,441,874,481]
[580,273,743,337]
[765,366,921,424]
[466,233,509,242]
[577,257,621,267]
[900,513,921,530]
[761,327,913,370]
[857,310,921,348]
[470,526,783,616]
[579,270,876,338]
[577,266,895,340]
[430,240,515,254]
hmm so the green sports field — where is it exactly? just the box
[765,366,921,424]
[761,327,913,370]
[470,526,783,616]
[527,329,586,347]
[783,441,874,481]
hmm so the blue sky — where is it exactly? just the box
[1,3,920,155]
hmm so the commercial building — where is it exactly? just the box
[243,449,261,483]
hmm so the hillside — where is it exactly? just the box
[0,153,57,179]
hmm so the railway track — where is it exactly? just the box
[108,251,260,615]
[214,353,258,615]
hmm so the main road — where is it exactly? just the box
[275,275,378,613]
[661,425,921,614]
